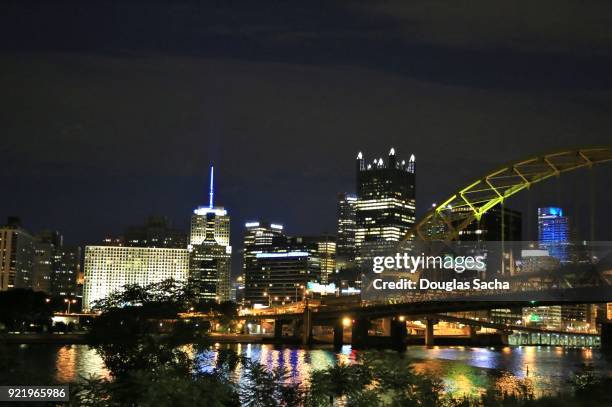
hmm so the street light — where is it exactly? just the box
[263,291,271,307]
[64,298,77,314]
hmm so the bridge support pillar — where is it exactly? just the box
[381,318,392,336]
[302,309,312,346]
[390,318,407,351]
[469,325,478,340]
[425,318,437,346]
[274,319,290,340]
[333,320,344,349]
[351,318,370,348]
[601,321,612,352]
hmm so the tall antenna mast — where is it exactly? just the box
[208,164,214,208]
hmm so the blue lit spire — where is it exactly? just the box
[208,164,214,208]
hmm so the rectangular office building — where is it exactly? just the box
[82,246,189,310]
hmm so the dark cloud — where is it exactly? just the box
[1,1,611,260]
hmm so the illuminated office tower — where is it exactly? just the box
[190,166,230,247]
[243,221,287,306]
[0,217,35,291]
[51,246,81,298]
[82,246,189,310]
[243,221,285,248]
[336,193,357,270]
[354,148,416,267]
[538,207,569,263]
[523,305,562,330]
[523,209,570,330]
[289,236,335,286]
[248,250,319,307]
[188,165,232,302]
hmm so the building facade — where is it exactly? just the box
[188,165,232,302]
[82,246,189,310]
[336,193,357,270]
[0,217,35,291]
[32,230,63,293]
[249,250,319,307]
[354,148,416,268]
[538,207,569,263]
[51,246,81,298]
[124,216,187,248]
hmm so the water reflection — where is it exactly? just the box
[5,344,610,398]
[55,345,110,383]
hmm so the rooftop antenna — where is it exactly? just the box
[208,164,214,208]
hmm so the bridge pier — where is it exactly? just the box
[351,318,370,348]
[601,321,612,352]
[390,318,407,351]
[469,325,478,340]
[274,319,292,339]
[333,320,344,348]
[302,308,312,346]
[425,318,437,346]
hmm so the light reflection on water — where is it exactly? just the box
[5,344,610,397]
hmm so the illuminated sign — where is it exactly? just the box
[307,282,336,294]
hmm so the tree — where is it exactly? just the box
[0,289,53,332]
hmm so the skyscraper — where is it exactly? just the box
[51,246,81,298]
[523,207,571,331]
[243,221,287,306]
[336,193,357,270]
[289,235,336,286]
[538,207,569,263]
[32,230,63,293]
[354,148,416,267]
[0,217,35,291]
[188,165,232,302]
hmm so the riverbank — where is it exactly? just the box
[0,333,89,344]
[1,332,602,348]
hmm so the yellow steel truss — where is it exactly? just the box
[407,147,612,242]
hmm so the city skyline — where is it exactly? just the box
[2,147,608,250]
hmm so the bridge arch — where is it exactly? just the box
[407,147,612,241]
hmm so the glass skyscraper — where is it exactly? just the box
[538,206,569,263]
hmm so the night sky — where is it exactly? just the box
[2,1,612,262]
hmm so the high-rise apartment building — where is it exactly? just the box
[82,246,189,310]
[354,148,416,267]
[188,165,232,302]
[0,217,35,290]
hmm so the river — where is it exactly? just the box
[3,344,611,398]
